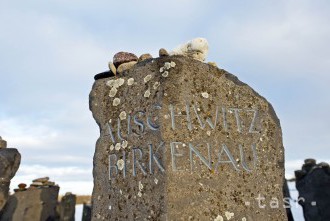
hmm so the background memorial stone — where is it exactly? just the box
[295,159,330,221]
[1,185,60,221]
[89,56,286,220]
[0,140,21,212]
[82,203,92,221]
[58,192,76,221]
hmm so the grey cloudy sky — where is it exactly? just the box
[0,0,329,195]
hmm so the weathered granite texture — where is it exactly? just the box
[1,186,59,221]
[89,56,286,220]
[295,159,330,221]
[58,193,76,221]
[0,145,21,212]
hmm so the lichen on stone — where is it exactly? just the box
[109,87,117,97]
[127,78,135,85]
[144,89,151,98]
[119,111,127,120]
[201,92,209,98]
[153,82,160,89]
[121,140,128,148]
[225,211,234,220]
[144,74,152,83]
[162,71,169,77]
[214,215,223,221]
[113,98,120,106]
[117,159,124,170]
[170,61,176,67]
[115,143,121,151]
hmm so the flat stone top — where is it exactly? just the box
[89,56,286,221]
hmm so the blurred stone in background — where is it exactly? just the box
[0,137,21,214]
[295,159,330,221]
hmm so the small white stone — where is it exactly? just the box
[242,218,246,221]
[164,93,167,96]
[109,119,112,123]
[117,159,125,170]
[109,205,111,210]
[113,98,120,106]
[154,178,158,184]
[225,211,234,220]
[121,140,128,148]
[137,191,142,197]
[159,67,164,73]
[164,62,171,70]
[144,74,152,83]
[162,71,169,77]
[170,61,176,67]
[119,189,122,195]
[119,111,127,120]
[127,78,134,85]
[109,87,117,97]
[110,144,114,151]
[201,92,209,98]
[115,143,121,151]
[206,131,211,136]
[144,89,151,98]
[164,114,170,119]
[214,215,223,221]
[153,81,160,89]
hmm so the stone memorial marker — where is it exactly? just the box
[295,159,330,221]
[58,192,76,221]
[1,185,59,220]
[0,137,21,213]
[89,56,286,220]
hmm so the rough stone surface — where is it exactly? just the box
[295,159,330,221]
[0,148,21,212]
[89,56,286,220]
[1,186,59,221]
[159,48,169,57]
[117,61,137,75]
[58,192,76,221]
[138,53,153,62]
[113,52,138,68]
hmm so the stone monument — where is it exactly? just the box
[1,180,59,220]
[57,192,76,221]
[89,54,286,220]
[0,137,21,213]
[295,159,330,221]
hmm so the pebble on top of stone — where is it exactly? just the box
[138,53,153,62]
[159,48,169,57]
[113,52,138,68]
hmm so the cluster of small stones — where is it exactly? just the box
[13,176,57,193]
